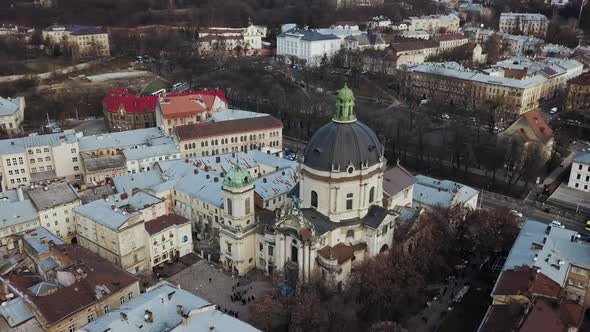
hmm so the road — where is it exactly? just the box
[480,191,585,233]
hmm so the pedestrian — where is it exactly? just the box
[235,312,239,318]
[237,282,240,287]
[252,294,255,300]
[224,308,227,313]
[242,299,246,305]
[247,298,250,304]
[209,277,212,283]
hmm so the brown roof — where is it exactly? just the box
[318,243,366,265]
[568,71,590,85]
[436,33,467,42]
[501,110,554,144]
[383,165,416,196]
[144,214,190,235]
[176,116,283,141]
[28,244,138,327]
[493,267,560,298]
[159,93,218,119]
[391,39,439,53]
[520,298,583,332]
[199,35,244,42]
[479,304,524,332]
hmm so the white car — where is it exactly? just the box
[441,113,450,120]
[509,210,523,218]
[551,220,565,228]
[549,107,559,114]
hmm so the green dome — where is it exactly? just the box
[223,165,253,188]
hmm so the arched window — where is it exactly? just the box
[346,230,354,239]
[226,198,233,216]
[245,197,251,214]
[369,187,375,204]
[311,191,318,208]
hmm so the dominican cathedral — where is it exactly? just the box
[219,85,401,287]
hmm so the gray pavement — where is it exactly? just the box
[167,260,272,321]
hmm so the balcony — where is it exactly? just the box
[316,254,339,271]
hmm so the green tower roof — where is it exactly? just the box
[223,165,253,188]
[333,84,356,123]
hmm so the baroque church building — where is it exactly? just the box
[219,85,398,287]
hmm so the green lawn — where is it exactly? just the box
[438,287,491,332]
[140,78,169,96]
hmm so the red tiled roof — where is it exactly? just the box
[436,33,467,42]
[175,116,283,141]
[144,214,190,235]
[318,243,366,265]
[159,90,228,119]
[102,88,158,114]
[523,110,554,144]
[568,72,590,85]
[28,244,137,327]
[559,301,584,328]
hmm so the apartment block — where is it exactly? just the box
[42,25,110,58]
[0,96,25,136]
[499,13,549,37]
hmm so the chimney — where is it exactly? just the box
[16,187,24,202]
[216,156,221,163]
[209,327,215,332]
[194,169,199,174]
[120,313,128,321]
[206,175,210,179]
[176,305,184,315]
[132,188,141,195]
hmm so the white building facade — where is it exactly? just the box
[568,152,590,192]
[277,27,343,66]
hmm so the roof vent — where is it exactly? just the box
[216,156,221,163]
[194,169,199,174]
[263,178,267,183]
[206,174,210,179]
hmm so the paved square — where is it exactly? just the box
[167,260,273,321]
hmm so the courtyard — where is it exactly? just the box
[167,259,273,321]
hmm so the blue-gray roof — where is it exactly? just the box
[279,27,340,41]
[0,131,78,155]
[0,199,39,230]
[38,257,59,272]
[501,220,590,288]
[74,191,161,230]
[78,128,165,152]
[23,226,65,255]
[80,282,259,332]
[0,96,21,117]
[256,167,298,200]
[122,142,179,161]
[574,151,590,165]
[413,175,477,209]
[0,297,34,327]
[113,170,165,193]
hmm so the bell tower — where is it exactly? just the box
[219,165,257,276]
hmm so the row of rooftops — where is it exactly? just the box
[1,233,138,329]
[43,24,106,36]
[499,12,549,22]
[111,150,299,210]
[102,88,227,116]
[409,57,583,89]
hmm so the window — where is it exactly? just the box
[72,157,78,162]
[182,235,189,243]
[120,296,125,304]
[311,191,318,208]
[103,305,109,314]
[30,159,34,163]
[87,313,95,323]
[227,242,232,253]
[268,246,274,256]
[71,148,77,153]
[68,324,77,332]
[346,193,353,210]
[226,198,233,216]
[578,174,582,180]
[74,166,79,171]
[245,197,251,214]
[128,292,133,300]
[44,148,49,153]
[259,242,263,251]
[369,187,375,204]
[346,230,355,238]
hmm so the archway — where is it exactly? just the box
[379,244,389,253]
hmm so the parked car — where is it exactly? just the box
[551,220,565,228]
[549,107,559,114]
[509,210,523,218]
[441,113,451,120]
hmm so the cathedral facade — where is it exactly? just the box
[219,86,397,287]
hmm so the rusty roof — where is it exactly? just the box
[493,267,560,298]
[144,214,190,235]
[317,243,366,265]
[28,244,138,327]
[176,116,283,141]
